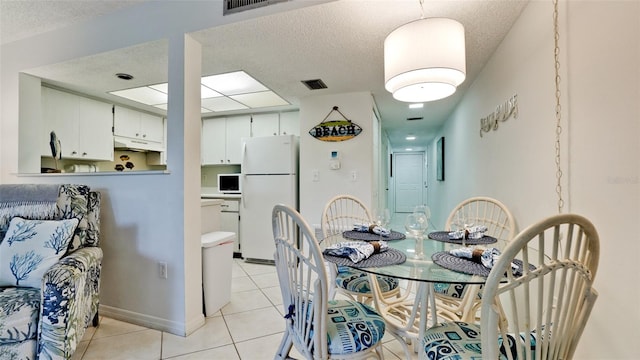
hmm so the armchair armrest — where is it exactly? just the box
[37,247,103,360]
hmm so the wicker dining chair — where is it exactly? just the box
[422,213,600,360]
[320,194,400,303]
[272,204,386,360]
[434,196,517,322]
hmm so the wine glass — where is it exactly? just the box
[413,205,431,233]
[373,208,391,240]
[405,212,428,259]
[413,205,431,220]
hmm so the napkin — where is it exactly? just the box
[353,223,391,237]
[323,241,388,263]
[449,247,518,272]
[448,225,488,240]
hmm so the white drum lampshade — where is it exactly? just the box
[384,17,466,103]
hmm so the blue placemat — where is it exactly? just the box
[428,231,497,245]
[432,251,532,277]
[324,248,407,268]
[342,230,406,241]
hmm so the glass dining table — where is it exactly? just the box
[322,232,508,358]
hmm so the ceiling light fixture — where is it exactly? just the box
[384,0,466,103]
[409,103,424,109]
[406,136,416,141]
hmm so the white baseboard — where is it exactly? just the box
[99,305,205,337]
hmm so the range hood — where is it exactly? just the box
[113,136,165,152]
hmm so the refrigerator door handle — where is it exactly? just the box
[241,141,247,209]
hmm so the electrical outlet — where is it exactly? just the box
[158,261,168,279]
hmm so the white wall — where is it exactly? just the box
[300,92,376,228]
[428,1,639,358]
[0,0,328,336]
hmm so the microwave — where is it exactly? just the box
[218,173,241,194]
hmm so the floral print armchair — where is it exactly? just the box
[0,184,102,359]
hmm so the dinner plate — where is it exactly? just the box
[428,231,497,245]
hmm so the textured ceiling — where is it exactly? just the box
[1,0,528,150]
[0,0,143,44]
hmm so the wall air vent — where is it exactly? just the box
[224,0,286,15]
[406,117,424,121]
[301,79,328,90]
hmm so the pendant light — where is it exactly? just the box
[384,1,466,103]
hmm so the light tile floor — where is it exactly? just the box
[72,257,420,360]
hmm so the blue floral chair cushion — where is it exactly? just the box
[326,299,386,355]
[336,265,399,294]
[422,321,541,360]
[0,217,78,288]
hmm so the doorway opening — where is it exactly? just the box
[392,152,426,213]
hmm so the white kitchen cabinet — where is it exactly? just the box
[279,111,300,136]
[114,105,165,145]
[249,111,300,138]
[219,199,241,254]
[250,113,280,137]
[41,87,113,161]
[201,115,250,165]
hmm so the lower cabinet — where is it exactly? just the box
[220,199,241,255]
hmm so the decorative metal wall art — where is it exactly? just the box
[479,94,518,137]
[309,106,362,142]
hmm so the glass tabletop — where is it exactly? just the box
[327,235,509,285]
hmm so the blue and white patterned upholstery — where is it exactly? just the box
[422,321,483,360]
[0,287,40,351]
[0,184,102,360]
[422,321,543,360]
[433,283,483,300]
[336,266,399,294]
[326,300,386,355]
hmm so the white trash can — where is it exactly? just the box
[201,231,236,317]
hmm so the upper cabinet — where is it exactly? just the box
[201,111,299,166]
[250,113,280,137]
[250,111,300,137]
[202,115,251,165]
[278,111,300,136]
[113,105,165,151]
[41,87,113,161]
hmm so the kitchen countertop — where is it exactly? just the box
[201,188,242,199]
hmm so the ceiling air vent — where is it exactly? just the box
[301,79,328,90]
[224,0,286,15]
[406,117,424,121]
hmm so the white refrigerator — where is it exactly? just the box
[240,135,298,263]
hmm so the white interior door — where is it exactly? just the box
[394,152,425,212]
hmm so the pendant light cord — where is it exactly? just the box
[419,0,425,19]
[553,0,565,214]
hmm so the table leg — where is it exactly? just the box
[368,274,441,357]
